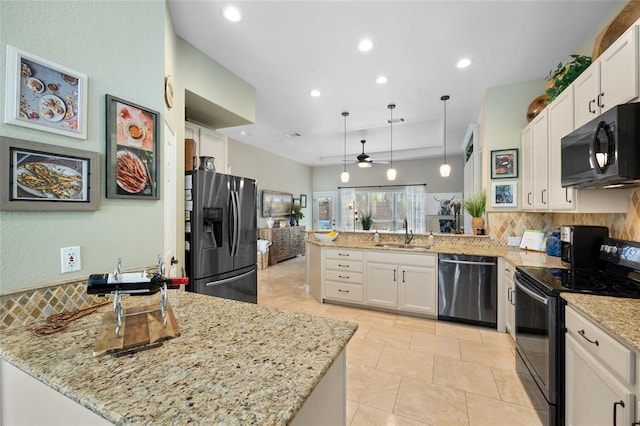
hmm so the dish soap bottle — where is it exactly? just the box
[373,230,380,243]
[427,231,435,246]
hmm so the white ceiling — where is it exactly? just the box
[168,0,622,167]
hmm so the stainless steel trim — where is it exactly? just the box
[440,259,496,266]
[515,279,548,305]
[204,269,255,287]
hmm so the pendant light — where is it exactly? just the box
[386,103,397,181]
[341,112,350,183]
[439,95,451,177]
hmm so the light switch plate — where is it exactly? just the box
[508,237,522,247]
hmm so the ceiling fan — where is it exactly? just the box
[355,140,388,168]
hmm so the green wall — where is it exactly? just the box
[0,1,165,292]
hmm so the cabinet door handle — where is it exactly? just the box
[613,400,624,426]
[338,289,350,293]
[527,192,532,206]
[565,188,572,203]
[588,99,596,113]
[338,275,350,279]
[393,269,397,282]
[338,253,350,257]
[597,92,605,109]
[338,264,349,268]
[578,329,599,346]
[402,270,406,283]
[541,189,547,204]
[507,287,512,302]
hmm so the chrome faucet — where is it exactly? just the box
[402,219,413,245]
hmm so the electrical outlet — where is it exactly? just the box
[60,246,81,273]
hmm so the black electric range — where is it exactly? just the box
[514,238,640,426]
[517,237,640,298]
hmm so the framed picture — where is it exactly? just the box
[492,181,517,208]
[105,95,159,199]
[300,194,307,208]
[491,148,518,179]
[4,45,88,139]
[0,136,100,211]
[261,190,292,217]
[293,198,301,208]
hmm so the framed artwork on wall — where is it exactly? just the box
[4,45,88,139]
[491,181,517,208]
[0,136,100,211]
[105,95,159,199]
[300,194,307,208]
[490,148,518,179]
[261,190,292,217]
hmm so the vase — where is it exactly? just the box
[266,217,274,229]
[290,217,296,226]
[471,217,485,234]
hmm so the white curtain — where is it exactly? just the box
[405,185,426,233]
[338,188,356,230]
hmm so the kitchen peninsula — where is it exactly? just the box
[0,291,357,425]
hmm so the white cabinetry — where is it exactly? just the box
[565,305,637,426]
[323,248,364,303]
[547,86,576,210]
[531,110,549,210]
[502,261,515,340]
[574,25,638,128]
[521,125,533,211]
[185,122,228,173]
[365,251,437,316]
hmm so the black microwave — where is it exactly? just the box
[561,102,640,189]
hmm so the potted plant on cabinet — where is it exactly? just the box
[291,205,304,226]
[463,191,486,234]
[360,213,373,231]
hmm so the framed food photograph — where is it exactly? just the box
[106,95,159,199]
[4,45,88,139]
[491,148,518,179]
[300,194,307,208]
[261,190,292,217]
[491,181,517,208]
[0,136,100,211]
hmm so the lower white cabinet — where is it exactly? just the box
[365,252,437,316]
[323,248,365,303]
[565,305,637,426]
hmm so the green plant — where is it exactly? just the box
[291,204,304,221]
[360,213,373,230]
[463,191,486,218]
[545,54,592,103]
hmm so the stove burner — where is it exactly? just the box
[612,284,640,297]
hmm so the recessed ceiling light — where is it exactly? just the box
[358,38,374,52]
[376,75,388,84]
[310,89,321,97]
[221,6,243,22]
[456,58,472,69]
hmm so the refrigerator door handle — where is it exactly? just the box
[204,269,255,287]
[230,191,240,256]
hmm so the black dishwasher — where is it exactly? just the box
[438,254,497,328]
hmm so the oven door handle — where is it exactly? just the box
[515,280,548,305]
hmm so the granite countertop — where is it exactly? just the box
[0,291,357,425]
[307,239,564,269]
[561,293,640,355]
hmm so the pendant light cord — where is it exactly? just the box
[342,112,349,172]
[390,105,394,167]
[441,95,449,164]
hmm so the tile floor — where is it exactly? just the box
[258,256,544,426]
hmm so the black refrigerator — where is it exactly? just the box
[185,170,257,303]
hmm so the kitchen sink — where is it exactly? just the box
[374,243,430,250]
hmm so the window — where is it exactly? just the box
[338,185,426,232]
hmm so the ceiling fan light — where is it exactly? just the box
[387,168,397,181]
[341,171,350,183]
[221,6,243,22]
[440,163,451,177]
[358,161,372,168]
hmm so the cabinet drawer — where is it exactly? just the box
[326,258,363,272]
[565,306,635,384]
[367,251,436,267]
[325,270,363,284]
[325,249,364,261]
[325,282,363,303]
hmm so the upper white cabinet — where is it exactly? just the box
[531,110,549,210]
[185,122,228,173]
[574,25,638,128]
[521,125,533,211]
[547,86,576,210]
